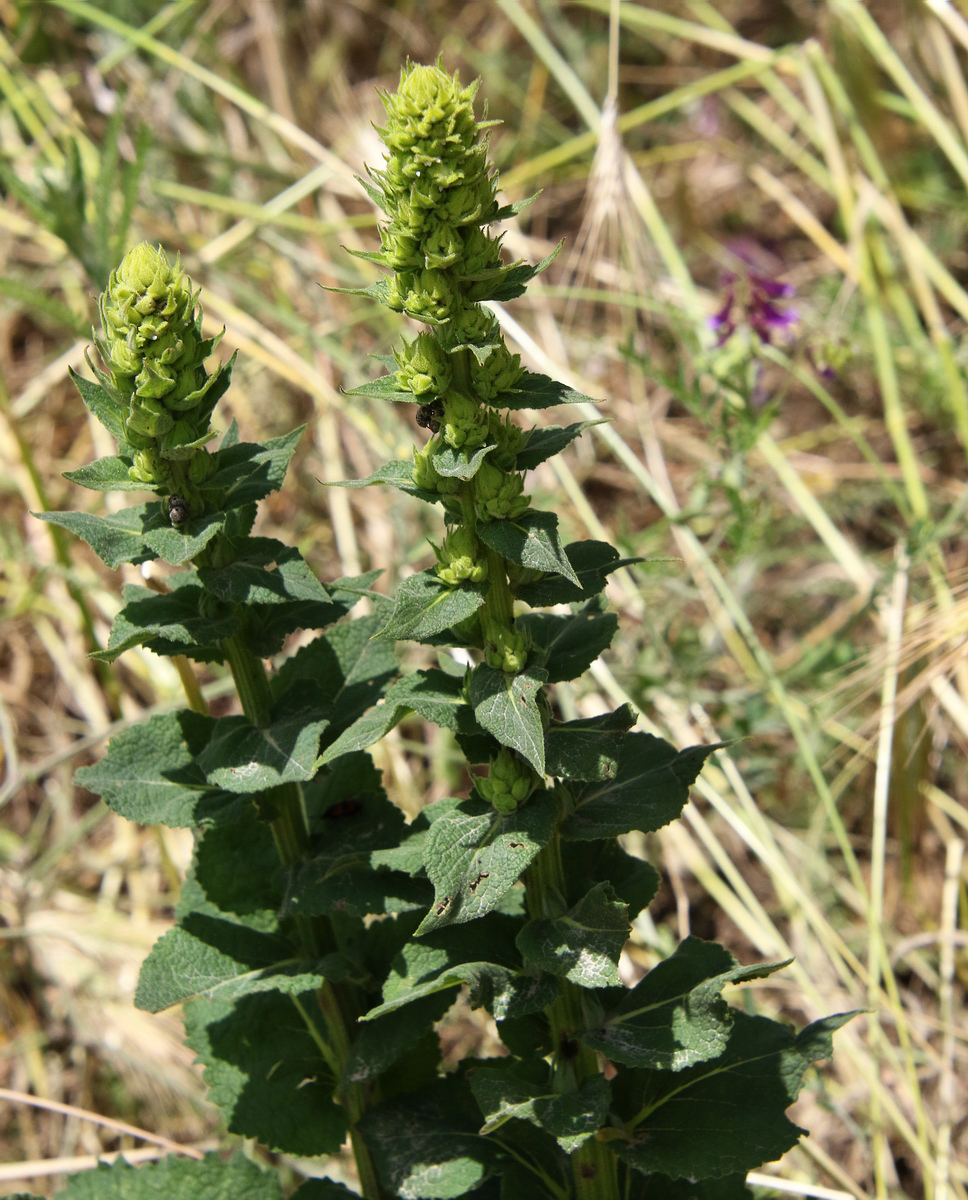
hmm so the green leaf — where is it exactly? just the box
[519,608,618,683]
[469,246,561,306]
[197,538,331,605]
[199,427,305,509]
[63,454,146,492]
[197,708,330,794]
[345,373,415,403]
[94,578,236,663]
[544,706,637,782]
[470,1065,610,1152]
[342,992,451,1086]
[136,917,340,1011]
[291,1183,362,1200]
[287,773,424,918]
[372,914,557,1021]
[185,990,347,1156]
[359,1076,499,1199]
[515,420,606,470]
[330,459,442,505]
[75,710,239,828]
[617,1010,856,1181]
[378,570,488,642]
[68,368,126,441]
[562,839,659,920]
[54,1152,285,1200]
[143,510,226,564]
[34,505,154,568]
[581,938,791,1070]
[273,613,397,736]
[416,791,558,933]
[319,668,480,767]
[187,800,288,929]
[563,735,722,840]
[512,540,640,607]
[371,797,460,877]
[491,369,601,411]
[468,663,547,776]
[478,510,580,585]
[430,442,493,480]
[517,882,629,987]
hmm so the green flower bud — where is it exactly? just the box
[488,412,526,470]
[395,334,452,397]
[470,342,523,402]
[476,747,539,812]
[129,447,165,486]
[423,223,463,271]
[413,442,442,492]
[474,461,529,521]
[379,63,481,164]
[483,626,528,674]
[126,395,175,440]
[459,227,504,278]
[441,392,488,450]
[435,525,487,586]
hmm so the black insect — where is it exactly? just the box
[167,493,190,526]
[324,798,363,820]
[415,400,444,434]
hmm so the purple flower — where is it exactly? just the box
[709,244,797,346]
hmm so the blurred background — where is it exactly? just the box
[1,1,966,1196]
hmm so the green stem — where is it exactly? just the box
[220,632,385,1199]
[526,830,619,1199]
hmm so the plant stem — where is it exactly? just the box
[527,829,619,1199]
[221,631,385,1199]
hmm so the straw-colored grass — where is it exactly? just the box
[1,2,965,1196]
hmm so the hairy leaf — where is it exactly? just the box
[185,990,347,1156]
[359,1076,499,1199]
[581,938,791,1070]
[378,570,488,642]
[63,454,145,491]
[512,540,641,607]
[94,578,236,662]
[515,420,606,470]
[199,427,304,509]
[490,369,600,411]
[519,608,617,683]
[34,505,153,567]
[75,710,239,828]
[430,442,493,480]
[136,918,341,1011]
[616,1010,855,1181]
[68,369,126,442]
[417,791,558,933]
[544,706,637,782]
[470,1064,610,1152]
[52,1152,284,1199]
[331,458,442,505]
[517,882,629,987]
[197,707,329,794]
[477,510,579,585]
[563,736,722,840]
[469,663,547,776]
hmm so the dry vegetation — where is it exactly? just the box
[1,1,967,1197]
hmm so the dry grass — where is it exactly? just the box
[1,1,967,1196]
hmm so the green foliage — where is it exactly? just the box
[41,62,848,1200]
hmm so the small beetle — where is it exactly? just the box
[415,401,444,434]
[167,494,190,527]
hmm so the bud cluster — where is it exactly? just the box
[93,243,228,512]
